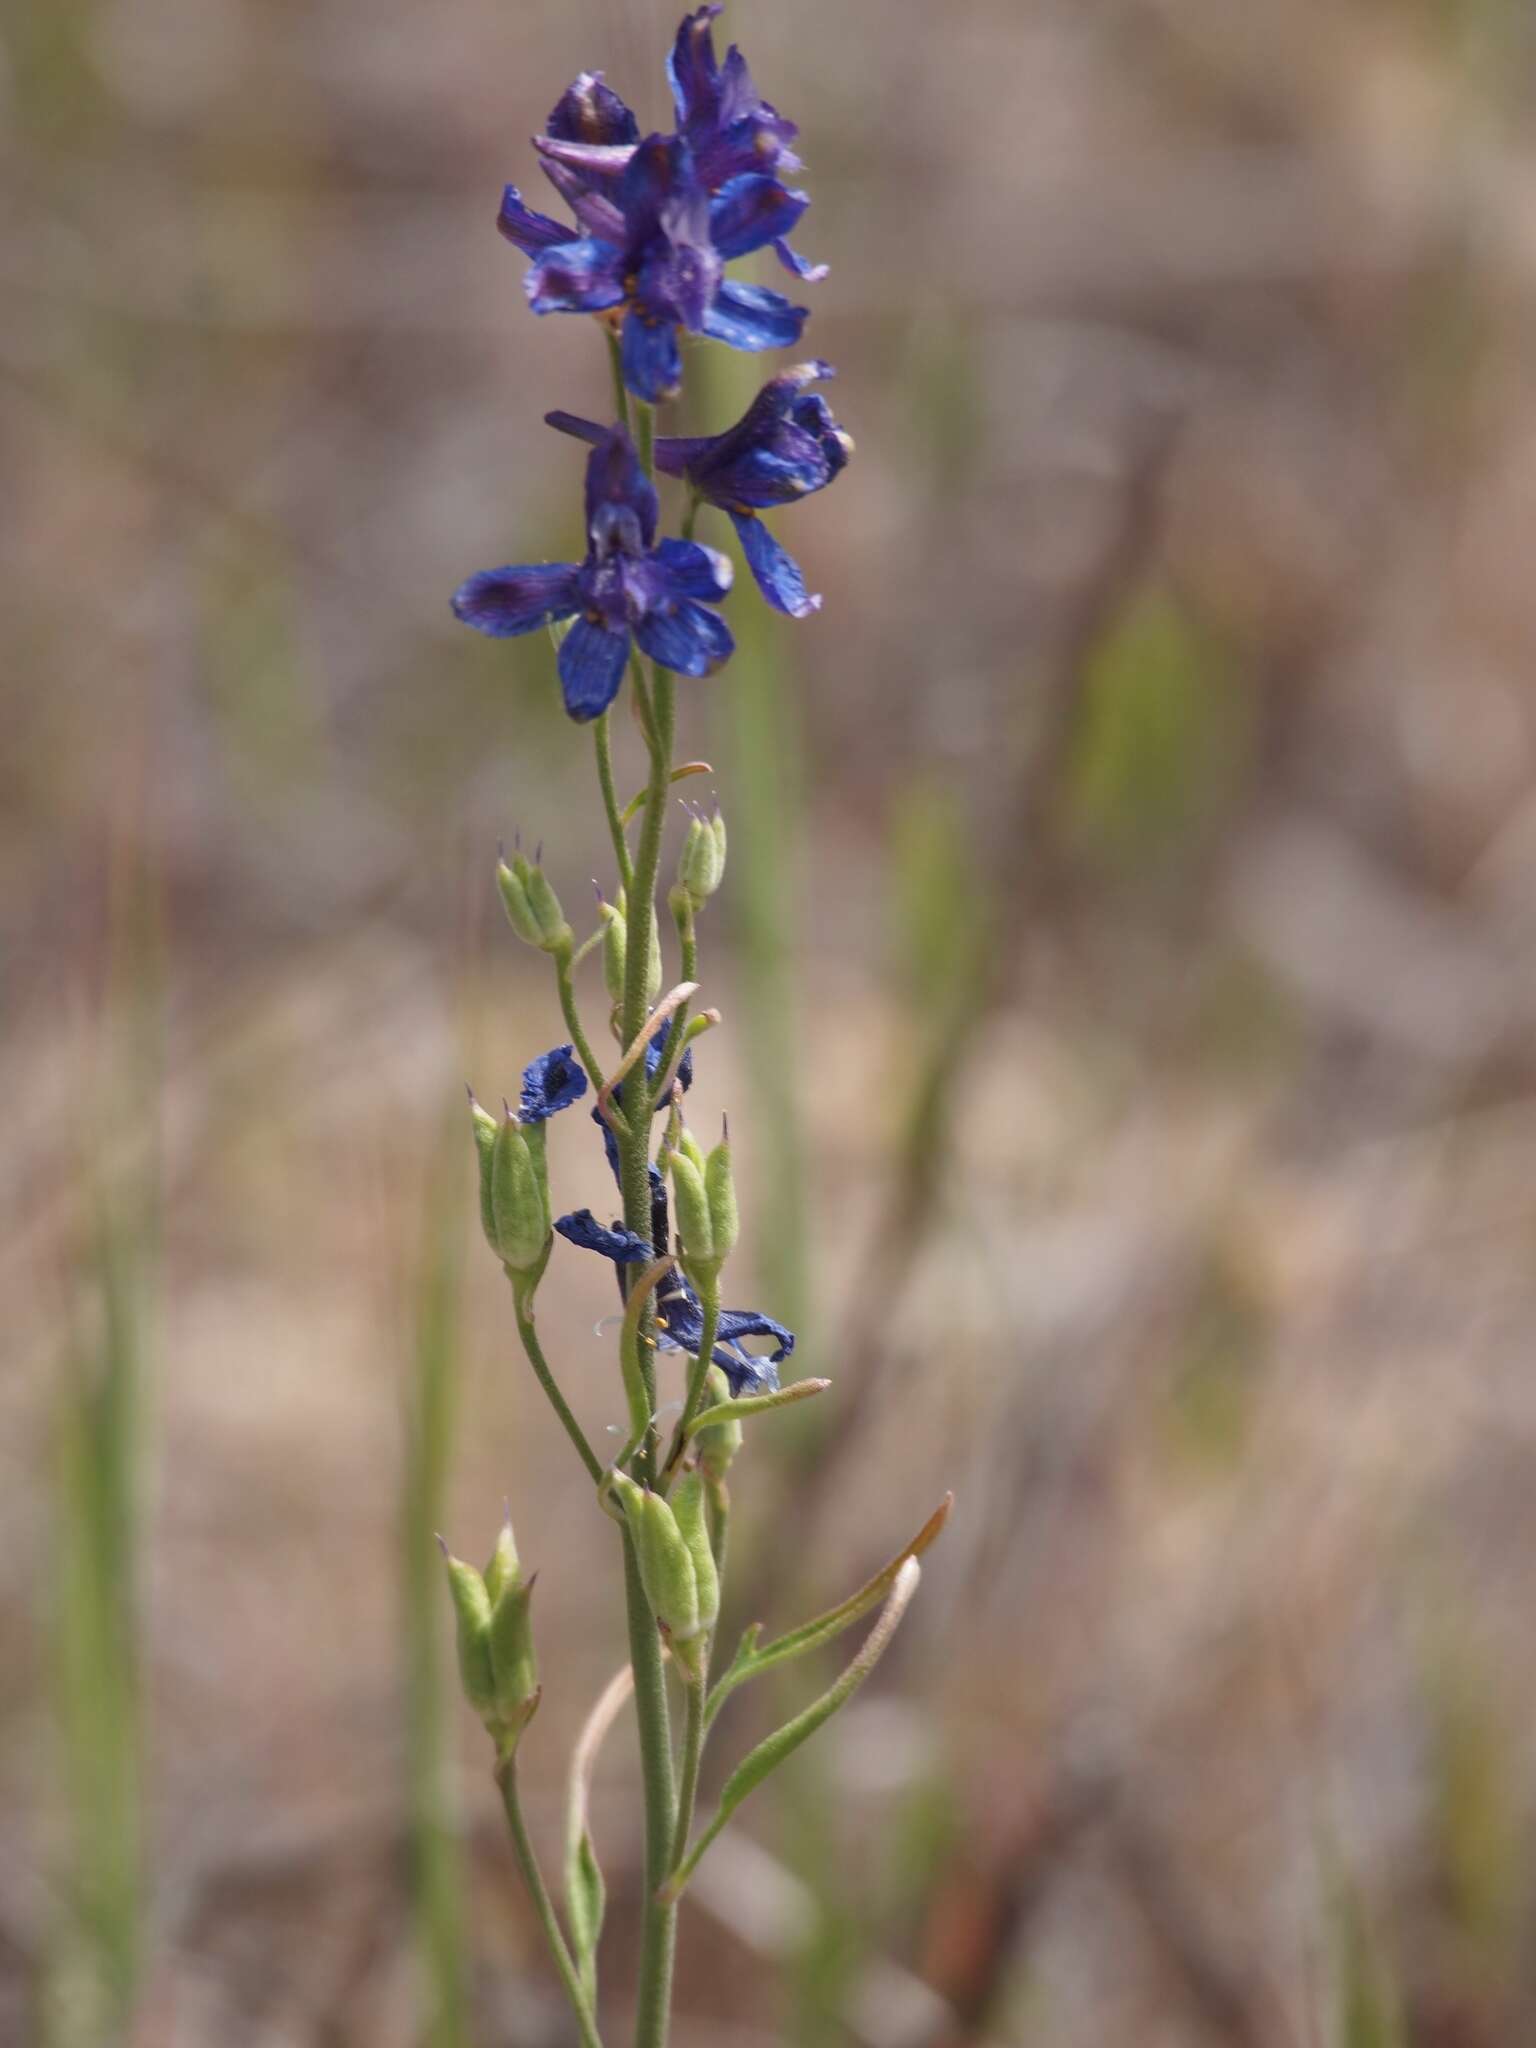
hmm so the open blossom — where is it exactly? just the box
[547,363,851,617]
[502,130,809,403]
[451,425,734,721]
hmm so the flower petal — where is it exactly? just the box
[729,511,820,618]
[497,184,572,257]
[525,238,625,315]
[709,174,808,260]
[620,308,683,403]
[545,71,640,148]
[553,1209,653,1263]
[519,1045,588,1122]
[543,409,609,449]
[557,616,630,721]
[666,5,725,127]
[583,425,658,551]
[652,536,733,601]
[451,562,581,637]
[635,599,735,678]
[700,279,807,352]
[773,236,829,283]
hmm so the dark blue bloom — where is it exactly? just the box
[547,363,851,618]
[555,1219,793,1395]
[554,1209,652,1262]
[515,127,810,400]
[452,426,734,720]
[666,5,824,281]
[518,1044,589,1123]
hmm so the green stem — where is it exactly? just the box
[705,1476,730,1580]
[593,714,633,891]
[622,1535,677,2048]
[650,895,698,1153]
[496,1757,606,2048]
[556,950,620,1107]
[680,493,700,544]
[607,330,633,437]
[510,1275,605,1486]
[670,1676,707,1874]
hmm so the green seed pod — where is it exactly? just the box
[608,1470,700,1650]
[601,894,627,1008]
[483,1512,519,1605]
[497,850,572,956]
[441,1546,497,1720]
[667,1149,714,1267]
[469,1091,498,1253]
[671,1469,719,1636]
[488,1574,539,1739]
[678,806,726,909]
[694,1365,743,1481]
[491,1113,550,1273]
[705,1124,739,1262]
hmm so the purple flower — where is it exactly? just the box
[554,1209,652,1262]
[547,363,851,618]
[518,1044,589,1123]
[452,426,734,720]
[509,130,809,402]
[666,5,825,281]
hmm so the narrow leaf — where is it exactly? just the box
[684,1378,831,1439]
[706,1493,951,1726]
[619,761,714,825]
[661,1558,923,1901]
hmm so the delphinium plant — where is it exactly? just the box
[441,13,951,2044]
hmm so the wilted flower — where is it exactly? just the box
[452,426,734,720]
[548,363,851,618]
[518,1044,589,1123]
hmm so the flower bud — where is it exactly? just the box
[441,1544,497,1720]
[671,1469,719,1637]
[704,1124,739,1262]
[678,806,726,909]
[608,1470,704,1673]
[694,1366,743,1481]
[491,1112,551,1273]
[667,1148,714,1268]
[497,848,572,956]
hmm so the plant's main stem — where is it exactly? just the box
[497,1759,606,2048]
[613,395,680,2048]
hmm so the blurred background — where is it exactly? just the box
[8,0,1536,2041]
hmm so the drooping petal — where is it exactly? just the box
[700,278,807,352]
[545,70,640,148]
[451,561,581,637]
[583,425,659,551]
[537,157,626,243]
[709,174,808,260]
[519,1044,589,1122]
[497,184,572,257]
[729,510,820,618]
[635,599,735,677]
[557,616,630,722]
[773,236,829,282]
[553,1209,652,1263]
[620,307,683,403]
[525,237,625,315]
[652,536,733,601]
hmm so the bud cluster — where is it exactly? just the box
[441,1517,540,1754]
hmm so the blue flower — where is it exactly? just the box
[547,363,851,618]
[452,426,734,720]
[665,5,825,281]
[513,129,810,402]
[552,1218,794,1396]
[518,1044,589,1123]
